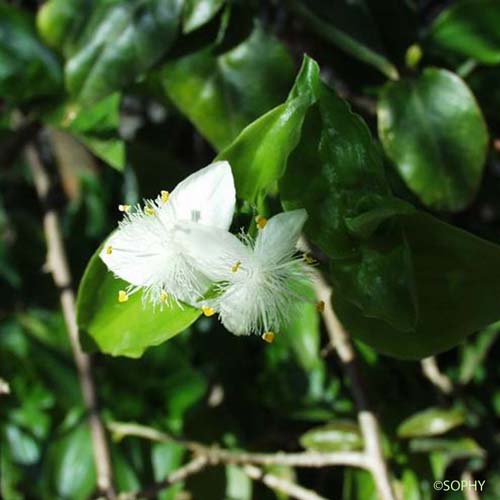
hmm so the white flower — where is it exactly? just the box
[175,209,310,336]
[100,161,236,306]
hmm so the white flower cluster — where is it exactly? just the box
[100,162,312,340]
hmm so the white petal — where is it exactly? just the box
[174,222,250,282]
[99,215,173,287]
[169,161,236,229]
[255,209,308,260]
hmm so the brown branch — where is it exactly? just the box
[117,455,209,500]
[312,271,396,500]
[24,140,115,498]
[243,464,329,500]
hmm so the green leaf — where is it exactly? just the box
[218,56,319,203]
[378,68,488,212]
[428,0,500,65]
[76,243,201,358]
[398,407,465,439]
[66,0,182,104]
[43,420,96,500]
[300,420,363,452]
[280,57,417,332]
[46,93,125,170]
[0,3,62,103]
[409,437,485,480]
[163,25,294,150]
[5,425,40,465]
[335,212,500,359]
[289,0,398,79]
[182,0,225,34]
[459,321,500,385]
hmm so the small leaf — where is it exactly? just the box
[428,0,500,64]
[300,420,363,452]
[378,68,488,212]
[76,243,200,358]
[397,407,465,438]
[182,0,225,33]
[45,93,125,170]
[218,56,319,203]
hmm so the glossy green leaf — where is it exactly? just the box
[46,93,125,170]
[300,420,363,452]
[289,0,398,79]
[335,212,500,359]
[280,57,417,332]
[76,243,201,358]
[398,407,465,438]
[217,56,319,203]
[163,26,294,150]
[378,68,488,212]
[5,425,40,465]
[0,3,62,103]
[182,0,225,33]
[428,0,500,64]
[66,0,182,104]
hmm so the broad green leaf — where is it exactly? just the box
[46,93,125,170]
[163,25,294,150]
[300,420,363,452]
[76,243,201,358]
[334,212,500,359]
[289,0,398,79]
[0,3,62,103]
[428,0,500,65]
[66,0,182,104]
[378,68,488,212]
[218,56,319,203]
[281,57,417,332]
[182,0,225,33]
[398,407,465,439]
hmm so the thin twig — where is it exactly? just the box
[243,464,329,500]
[421,357,453,394]
[117,455,209,500]
[312,270,396,500]
[109,421,368,469]
[25,140,115,498]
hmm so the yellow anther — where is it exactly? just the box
[118,204,130,213]
[303,252,317,265]
[231,261,241,273]
[161,190,170,203]
[262,331,275,343]
[144,206,156,216]
[202,305,216,317]
[118,290,129,303]
[316,301,325,313]
[106,245,113,255]
[160,290,168,303]
[255,215,267,229]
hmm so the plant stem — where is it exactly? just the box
[25,139,115,498]
[312,271,396,500]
